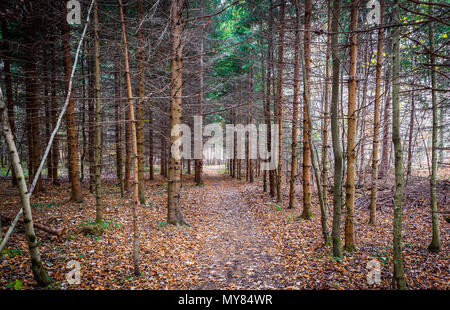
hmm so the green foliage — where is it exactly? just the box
[79,219,120,236]
[6,279,23,290]
[275,205,281,211]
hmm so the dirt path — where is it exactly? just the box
[192,168,285,289]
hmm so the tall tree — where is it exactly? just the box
[369,0,385,225]
[391,0,406,289]
[136,0,146,204]
[93,0,103,223]
[330,0,343,258]
[288,0,300,209]
[118,0,140,275]
[276,0,285,203]
[62,10,83,202]
[344,0,359,252]
[427,0,441,253]
[195,0,204,186]
[1,88,52,287]
[300,0,312,219]
[167,0,188,226]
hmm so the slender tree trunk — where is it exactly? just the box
[301,0,312,219]
[391,0,406,289]
[427,0,441,252]
[344,0,359,252]
[267,0,275,197]
[379,66,391,179]
[289,2,300,209]
[26,17,42,194]
[50,35,59,185]
[2,20,17,186]
[195,0,204,186]
[330,0,343,258]
[115,72,124,197]
[406,90,415,180]
[1,88,52,287]
[93,0,103,223]
[276,0,285,203]
[118,0,140,276]
[167,0,188,226]
[369,0,385,225]
[322,1,332,207]
[62,16,83,202]
[136,0,146,204]
[148,105,154,180]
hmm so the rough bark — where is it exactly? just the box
[276,0,285,203]
[118,0,140,275]
[391,0,406,289]
[301,0,312,219]
[136,0,146,204]
[0,88,52,287]
[62,15,83,202]
[427,0,441,252]
[369,0,385,225]
[330,0,343,258]
[344,0,359,252]
[167,0,188,226]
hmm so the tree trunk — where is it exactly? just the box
[1,20,17,186]
[62,16,83,202]
[118,0,140,276]
[344,0,359,252]
[330,0,343,259]
[195,0,204,186]
[301,0,312,219]
[136,0,146,204]
[276,0,285,203]
[427,0,441,252]
[289,2,300,209]
[0,88,52,287]
[391,0,406,289]
[93,0,103,223]
[322,1,332,208]
[167,0,188,226]
[115,72,124,197]
[369,0,385,225]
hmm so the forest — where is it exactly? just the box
[0,0,448,291]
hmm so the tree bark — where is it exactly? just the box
[427,0,441,252]
[0,88,52,287]
[136,0,146,204]
[62,15,83,202]
[301,0,312,219]
[391,0,406,289]
[118,0,140,276]
[369,0,385,225]
[330,0,343,258]
[344,0,359,252]
[276,0,285,203]
[167,0,188,226]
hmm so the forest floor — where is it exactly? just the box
[0,166,448,290]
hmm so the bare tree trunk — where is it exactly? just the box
[322,1,332,207]
[379,66,391,179]
[1,88,52,287]
[427,0,441,252]
[267,0,275,197]
[93,0,103,223]
[115,72,124,197]
[195,0,204,186]
[26,17,42,194]
[391,0,406,289]
[136,0,146,204]
[369,0,385,225]
[276,0,285,203]
[62,15,83,202]
[330,0,343,258]
[2,20,17,186]
[289,1,300,209]
[301,0,312,219]
[167,0,188,226]
[344,0,359,252]
[118,0,140,275]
